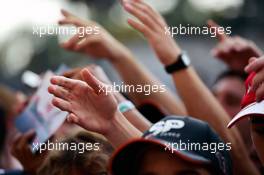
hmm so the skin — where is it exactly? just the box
[213,77,245,118]
[0,90,28,170]
[11,131,48,175]
[213,77,252,149]
[138,146,210,175]
[62,65,151,132]
[251,122,264,165]
[245,56,264,101]
[123,1,259,174]
[48,69,142,147]
[245,57,264,164]
[207,20,263,72]
[58,9,186,116]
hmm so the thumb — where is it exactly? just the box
[244,57,261,73]
[81,68,104,94]
[249,57,258,64]
[207,19,228,42]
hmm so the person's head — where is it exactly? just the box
[228,72,264,165]
[38,131,113,175]
[213,70,247,117]
[111,116,233,175]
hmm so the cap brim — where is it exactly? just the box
[228,101,264,128]
[109,138,210,175]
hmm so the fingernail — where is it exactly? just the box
[48,86,54,93]
[124,3,132,10]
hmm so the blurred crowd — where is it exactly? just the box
[1,0,264,175]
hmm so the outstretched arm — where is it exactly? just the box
[58,9,187,116]
[123,1,259,174]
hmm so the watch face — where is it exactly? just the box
[182,54,191,66]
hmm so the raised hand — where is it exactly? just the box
[245,56,264,101]
[123,0,181,66]
[59,9,129,62]
[48,69,118,135]
[63,65,112,85]
[208,20,263,71]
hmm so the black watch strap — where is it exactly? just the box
[165,52,191,74]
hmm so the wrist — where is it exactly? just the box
[111,48,134,66]
[105,111,141,147]
[109,45,132,64]
[162,48,182,66]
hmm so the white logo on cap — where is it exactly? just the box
[149,120,185,135]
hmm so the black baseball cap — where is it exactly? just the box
[110,116,232,175]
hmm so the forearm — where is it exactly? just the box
[172,67,230,134]
[115,92,151,132]
[110,50,186,115]
[172,67,259,174]
[105,111,142,148]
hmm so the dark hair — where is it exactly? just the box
[215,70,247,84]
[38,131,113,175]
[0,106,6,154]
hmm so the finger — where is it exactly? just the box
[24,130,36,142]
[62,68,82,78]
[129,1,166,28]
[61,9,75,18]
[256,84,264,102]
[252,69,264,91]
[232,36,248,52]
[13,133,22,146]
[52,97,71,112]
[58,18,84,28]
[74,35,99,51]
[245,58,264,73]
[249,57,258,64]
[67,113,80,124]
[61,33,83,49]
[50,76,77,90]
[11,133,23,155]
[17,130,35,152]
[48,85,70,100]
[127,18,152,37]
[207,19,228,42]
[123,2,157,32]
[81,68,104,94]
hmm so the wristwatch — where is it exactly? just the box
[165,52,191,74]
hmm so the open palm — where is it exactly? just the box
[48,69,118,135]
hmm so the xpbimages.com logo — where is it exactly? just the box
[32,25,100,38]
[98,82,166,96]
[164,140,232,154]
[165,24,232,38]
[33,139,101,154]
